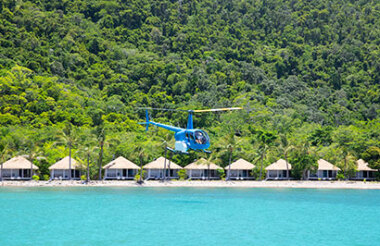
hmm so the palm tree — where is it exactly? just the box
[158,133,172,181]
[217,132,241,181]
[77,129,98,183]
[93,125,106,180]
[279,134,294,180]
[198,152,216,180]
[57,123,78,180]
[250,129,277,180]
[0,142,14,181]
[291,141,318,180]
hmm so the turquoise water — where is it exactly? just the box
[0,187,379,246]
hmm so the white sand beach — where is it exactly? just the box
[1,180,380,189]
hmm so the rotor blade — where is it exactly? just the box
[136,107,189,112]
[192,107,243,113]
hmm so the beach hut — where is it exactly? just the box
[49,156,82,180]
[185,158,222,180]
[103,156,140,180]
[265,159,292,180]
[225,158,255,180]
[354,159,377,180]
[1,156,38,180]
[307,159,340,180]
[143,157,182,180]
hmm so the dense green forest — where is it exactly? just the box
[0,0,379,179]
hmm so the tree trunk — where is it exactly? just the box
[69,144,72,180]
[98,141,103,180]
[138,154,143,184]
[1,163,3,181]
[30,156,33,180]
[228,148,232,181]
[344,155,347,180]
[208,165,210,180]
[259,152,264,181]
[163,146,167,181]
[285,152,289,180]
[87,153,90,183]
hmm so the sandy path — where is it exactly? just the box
[1,180,380,189]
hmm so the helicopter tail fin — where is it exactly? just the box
[138,109,150,131]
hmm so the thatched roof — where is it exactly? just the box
[357,159,376,171]
[143,157,182,169]
[265,159,292,170]
[2,156,38,169]
[317,159,340,171]
[103,156,140,170]
[185,158,222,170]
[49,156,81,170]
[225,158,255,170]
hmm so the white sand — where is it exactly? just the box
[1,180,380,189]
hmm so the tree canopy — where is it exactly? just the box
[0,0,379,178]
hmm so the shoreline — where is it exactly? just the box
[1,180,380,189]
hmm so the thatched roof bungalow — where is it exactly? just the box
[354,159,377,180]
[224,159,255,180]
[103,156,140,180]
[49,156,82,180]
[185,158,222,180]
[308,159,340,180]
[143,157,182,180]
[265,159,292,180]
[1,156,38,180]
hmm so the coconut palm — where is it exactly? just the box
[0,142,14,181]
[250,128,278,180]
[93,125,106,180]
[57,123,78,180]
[215,132,242,180]
[77,129,98,182]
[278,134,295,180]
[290,141,318,180]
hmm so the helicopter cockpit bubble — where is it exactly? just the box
[194,130,209,145]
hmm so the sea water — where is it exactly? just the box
[0,187,379,246]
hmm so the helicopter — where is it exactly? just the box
[138,107,242,154]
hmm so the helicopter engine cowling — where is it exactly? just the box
[175,141,188,153]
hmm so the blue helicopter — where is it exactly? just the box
[139,107,242,154]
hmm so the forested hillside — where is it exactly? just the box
[0,0,379,179]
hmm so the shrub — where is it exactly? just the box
[177,169,187,181]
[134,170,147,181]
[217,168,225,180]
[336,173,345,180]
[32,175,39,181]
[43,174,50,181]
[80,175,86,181]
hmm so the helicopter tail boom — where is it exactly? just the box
[138,109,182,133]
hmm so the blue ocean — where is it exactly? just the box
[0,187,379,246]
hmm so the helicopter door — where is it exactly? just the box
[186,132,195,143]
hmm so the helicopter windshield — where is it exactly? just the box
[194,130,208,145]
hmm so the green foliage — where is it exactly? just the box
[336,172,345,180]
[217,168,225,180]
[32,175,39,181]
[0,0,378,179]
[252,167,266,181]
[177,169,187,181]
[80,175,86,181]
[134,170,147,181]
[362,146,380,170]
[43,174,50,181]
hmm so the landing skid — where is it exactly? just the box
[166,147,189,155]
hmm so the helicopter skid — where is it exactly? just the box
[166,147,189,154]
